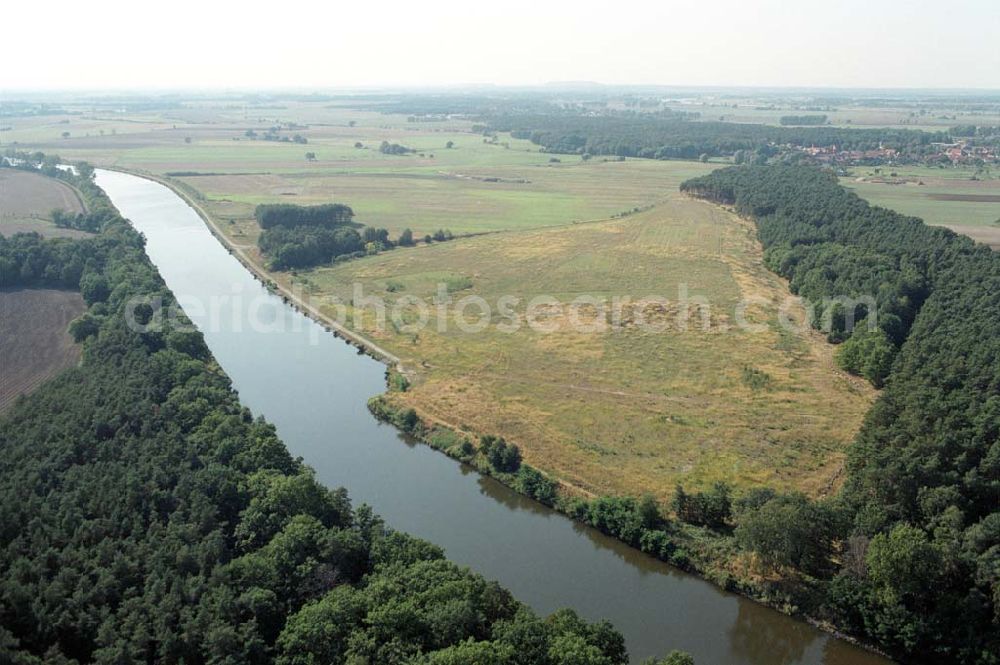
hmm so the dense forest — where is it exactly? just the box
[485,114,948,161]
[0,166,654,664]
[682,165,1000,663]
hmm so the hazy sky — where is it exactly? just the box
[5,0,998,90]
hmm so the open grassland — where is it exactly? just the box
[4,102,715,238]
[842,165,1000,249]
[0,169,89,238]
[184,158,714,240]
[0,289,85,412]
[294,192,875,499]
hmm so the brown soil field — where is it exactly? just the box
[946,223,1000,250]
[927,193,1000,203]
[0,219,93,239]
[0,289,86,413]
[0,169,85,218]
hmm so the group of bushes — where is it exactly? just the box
[379,141,415,155]
[255,203,365,270]
[0,164,661,665]
[255,202,456,270]
[369,400,563,510]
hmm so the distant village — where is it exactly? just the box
[797,139,998,167]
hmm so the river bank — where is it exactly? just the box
[95,167,892,665]
[367,393,895,662]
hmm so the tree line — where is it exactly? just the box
[681,165,978,384]
[255,203,355,229]
[779,115,828,126]
[682,165,999,663]
[0,165,666,664]
[485,114,950,161]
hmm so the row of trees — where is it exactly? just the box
[682,165,999,663]
[0,165,654,664]
[949,124,1000,141]
[255,203,355,229]
[779,115,828,126]
[487,114,949,161]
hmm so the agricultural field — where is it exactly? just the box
[4,101,877,498]
[0,169,89,238]
[0,288,85,412]
[842,165,1000,249]
[3,102,715,238]
[665,98,1000,131]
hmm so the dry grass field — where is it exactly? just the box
[0,289,85,412]
[295,191,875,499]
[0,169,89,238]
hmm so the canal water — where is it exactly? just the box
[95,169,888,665]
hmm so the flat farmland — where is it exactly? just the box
[842,166,1000,249]
[0,288,85,412]
[5,102,717,238]
[183,158,715,238]
[666,100,1000,131]
[0,169,89,238]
